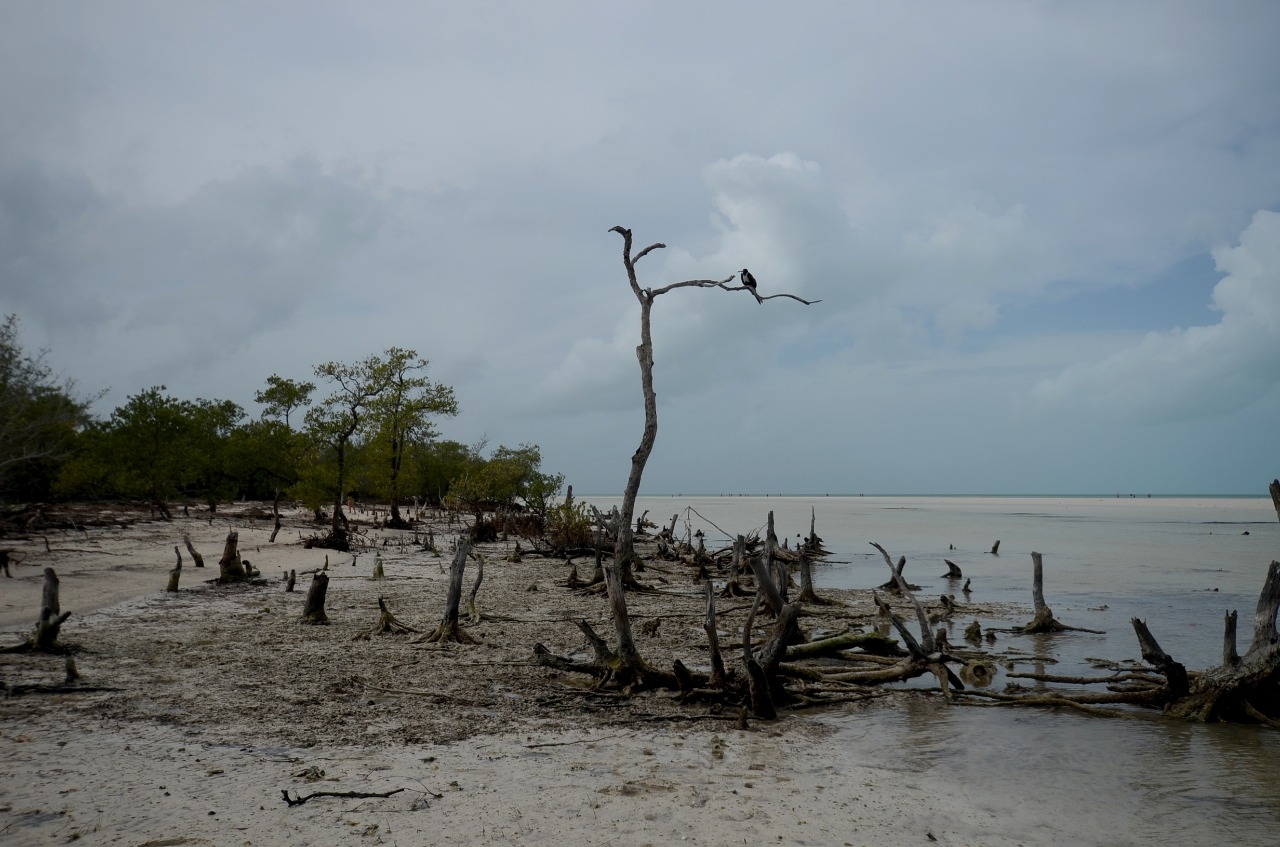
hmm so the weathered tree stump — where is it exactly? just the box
[218,531,247,582]
[419,542,479,643]
[33,567,71,650]
[1021,552,1103,634]
[167,546,182,592]
[4,568,73,652]
[942,559,963,579]
[182,533,205,568]
[1164,560,1280,723]
[1271,479,1280,523]
[876,552,920,592]
[269,491,283,543]
[300,572,330,624]
[703,581,728,689]
[796,552,836,606]
[466,549,486,624]
[355,597,419,639]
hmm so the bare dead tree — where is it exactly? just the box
[599,225,818,684]
[419,542,478,644]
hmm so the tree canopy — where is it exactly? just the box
[0,315,96,500]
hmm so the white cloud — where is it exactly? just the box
[1031,210,1280,422]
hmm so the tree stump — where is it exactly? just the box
[182,533,205,568]
[300,572,330,625]
[419,542,478,643]
[269,490,283,543]
[1021,552,1102,634]
[218,531,248,582]
[167,546,182,592]
[1164,560,1280,723]
[355,597,419,639]
[31,567,70,650]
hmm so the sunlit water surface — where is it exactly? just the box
[584,495,1280,844]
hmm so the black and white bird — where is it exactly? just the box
[740,268,763,303]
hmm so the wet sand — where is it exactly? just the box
[2,503,1037,846]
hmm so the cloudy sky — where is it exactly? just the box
[2,1,1278,496]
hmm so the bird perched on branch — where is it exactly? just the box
[740,268,763,303]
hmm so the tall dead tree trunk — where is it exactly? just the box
[607,225,818,589]
[420,542,478,643]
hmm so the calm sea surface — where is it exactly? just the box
[583,495,1280,845]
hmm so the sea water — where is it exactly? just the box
[584,495,1280,845]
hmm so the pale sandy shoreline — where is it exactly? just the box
[1,503,1058,846]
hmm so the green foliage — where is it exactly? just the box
[447,442,564,517]
[409,439,472,505]
[0,315,96,501]
[360,348,458,518]
[223,418,302,500]
[254,374,315,429]
[543,487,593,551]
[58,386,246,508]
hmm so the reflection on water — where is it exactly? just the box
[585,495,1280,845]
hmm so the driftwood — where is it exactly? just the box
[281,787,405,807]
[876,552,920,592]
[1162,560,1280,723]
[960,559,1280,726]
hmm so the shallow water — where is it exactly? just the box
[585,495,1280,844]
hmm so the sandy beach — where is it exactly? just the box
[2,503,1052,846]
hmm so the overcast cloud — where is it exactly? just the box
[2,1,1278,495]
